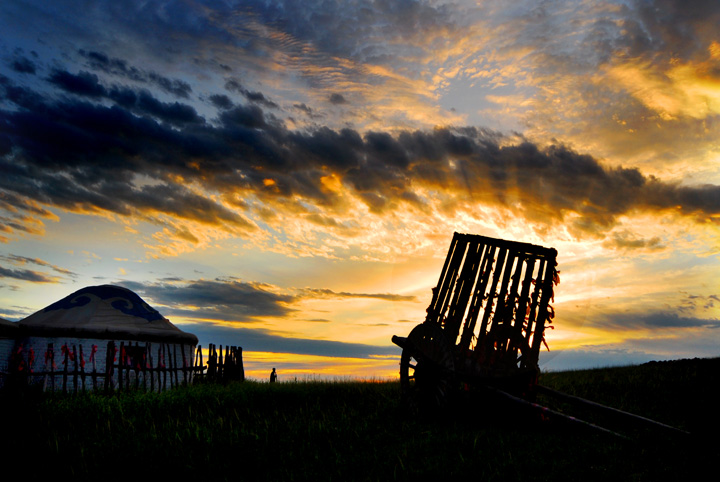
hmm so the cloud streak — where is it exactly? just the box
[187,323,399,359]
[119,278,415,324]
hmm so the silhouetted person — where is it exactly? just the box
[270,367,277,383]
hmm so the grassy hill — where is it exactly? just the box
[2,357,718,481]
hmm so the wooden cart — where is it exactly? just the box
[391,232,690,439]
[392,232,559,411]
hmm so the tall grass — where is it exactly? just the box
[2,359,718,481]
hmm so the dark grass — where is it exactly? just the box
[2,358,718,481]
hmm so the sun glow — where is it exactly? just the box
[242,351,400,381]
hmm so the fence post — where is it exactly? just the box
[181,344,188,385]
[62,344,69,394]
[79,345,86,391]
[72,345,78,394]
[105,341,116,392]
[90,344,97,391]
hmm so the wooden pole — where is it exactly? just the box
[159,344,166,391]
[485,386,629,439]
[193,345,201,383]
[91,344,97,391]
[148,342,154,392]
[535,385,691,436]
[62,344,69,394]
[43,343,53,392]
[104,341,112,391]
[180,343,188,385]
[237,346,244,382]
[79,345,86,391]
[118,342,124,392]
[173,344,179,387]
[72,344,78,394]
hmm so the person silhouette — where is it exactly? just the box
[270,367,277,383]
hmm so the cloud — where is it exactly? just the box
[2,64,720,254]
[11,56,37,75]
[2,3,720,259]
[329,93,348,105]
[78,49,192,98]
[208,94,233,110]
[0,266,59,283]
[602,231,665,251]
[598,311,720,331]
[224,78,279,108]
[119,278,296,322]
[298,288,417,302]
[0,254,77,277]
[185,323,399,359]
[48,69,107,98]
[118,278,417,323]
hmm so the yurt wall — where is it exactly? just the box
[14,335,196,392]
[0,318,19,388]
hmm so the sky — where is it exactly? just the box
[1,0,719,381]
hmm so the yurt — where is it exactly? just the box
[12,284,198,392]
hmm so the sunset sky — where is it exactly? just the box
[1,0,719,380]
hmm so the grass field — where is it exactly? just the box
[2,358,718,481]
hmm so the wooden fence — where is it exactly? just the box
[1,340,244,393]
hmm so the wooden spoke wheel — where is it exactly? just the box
[400,322,455,414]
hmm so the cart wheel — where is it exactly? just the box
[400,322,455,414]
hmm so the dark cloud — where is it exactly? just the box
[299,288,417,302]
[108,86,201,125]
[329,93,347,105]
[44,69,201,126]
[115,278,416,325]
[185,323,399,359]
[208,94,233,110]
[2,58,720,245]
[120,278,296,322]
[632,0,720,59]
[0,266,58,283]
[0,255,76,277]
[79,49,192,98]
[598,311,720,331]
[242,90,278,109]
[293,103,322,119]
[48,69,107,98]
[224,78,278,108]
[11,57,37,75]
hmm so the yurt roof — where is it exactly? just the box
[18,285,198,344]
[0,317,19,336]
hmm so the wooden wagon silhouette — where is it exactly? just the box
[392,232,558,410]
[392,232,690,439]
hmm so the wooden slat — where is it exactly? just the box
[477,246,507,344]
[425,233,461,323]
[529,253,557,361]
[459,244,495,352]
[444,240,484,342]
[512,257,536,363]
[432,237,468,327]
[489,249,518,354]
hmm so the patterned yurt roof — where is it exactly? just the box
[18,285,197,344]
